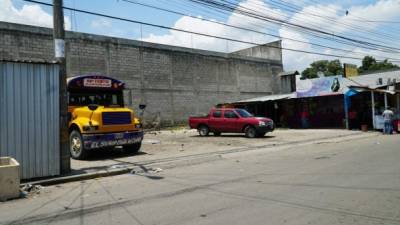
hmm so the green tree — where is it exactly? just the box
[327,59,343,76]
[360,56,376,72]
[301,59,343,79]
[358,56,399,74]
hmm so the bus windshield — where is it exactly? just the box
[69,91,124,107]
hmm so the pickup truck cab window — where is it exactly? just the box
[213,110,222,118]
[236,109,253,118]
[224,110,238,119]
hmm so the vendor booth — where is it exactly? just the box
[226,70,400,130]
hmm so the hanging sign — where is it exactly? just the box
[54,39,65,58]
[83,78,112,88]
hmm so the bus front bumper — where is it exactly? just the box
[82,131,144,149]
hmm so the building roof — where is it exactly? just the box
[348,69,400,89]
[233,93,295,103]
[0,58,58,64]
[278,71,299,76]
[230,69,400,104]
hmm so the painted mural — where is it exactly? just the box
[296,76,344,98]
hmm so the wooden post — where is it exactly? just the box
[371,91,375,129]
[53,0,70,174]
[344,95,349,129]
[384,92,388,108]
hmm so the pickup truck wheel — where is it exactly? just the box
[124,142,142,154]
[198,125,209,136]
[245,126,257,138]
[69,130,89,160]
[213,132,221,136]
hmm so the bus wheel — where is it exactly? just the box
[69,130,88,160]
[124,142,142,154]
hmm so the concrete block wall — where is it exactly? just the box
[0,22,283,125]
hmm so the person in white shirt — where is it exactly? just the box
[382,107,394,134]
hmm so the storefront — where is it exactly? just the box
[227,70,400,130]
[348,88,400,130]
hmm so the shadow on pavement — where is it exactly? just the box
[81,148,148,161]
[189,134,276,139]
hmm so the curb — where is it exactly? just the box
[25,154,222,187]
[24,131,378,186]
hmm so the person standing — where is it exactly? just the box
[348,107,358,130]
[300,108,309,129]
[382,107,394,134]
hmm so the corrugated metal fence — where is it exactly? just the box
[0,61,60,179]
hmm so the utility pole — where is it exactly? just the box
[53,0,70,174]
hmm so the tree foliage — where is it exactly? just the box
[358,56,399,74]
[301,56,399,79]
[301,59,343,79]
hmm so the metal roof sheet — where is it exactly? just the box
[231,70,400,104]
[278,71,299,76]
[0,58,58,64]
[348,70,400,89]
[234,93,295,103]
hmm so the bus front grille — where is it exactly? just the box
[102,112,131,125]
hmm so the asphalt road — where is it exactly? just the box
[1,134,399,225]
[71,129,368,174]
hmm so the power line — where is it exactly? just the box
[296,0,400,39]
[167,0,400,56]
[304,0,400,24]
[168,0,400,55]
[119,0,400,60]
[257,0,400,43]
[22,0,400,62]
[191,0,400,53]
[189,0,400,53]
[118,0,367,56]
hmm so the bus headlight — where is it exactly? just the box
[83,125,99,131]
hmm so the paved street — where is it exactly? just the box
[1,134,399,225]
[71,129,374,174]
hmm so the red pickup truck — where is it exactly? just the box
[189,108,274,138]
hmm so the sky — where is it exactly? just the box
[1,0,400,72]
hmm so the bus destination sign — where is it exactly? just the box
[83,78,112,88]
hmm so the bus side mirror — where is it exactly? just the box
[67,112,72,121]
[139,104,146,110]
[88,104,99,111]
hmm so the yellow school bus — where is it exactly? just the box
[67,75,143,159]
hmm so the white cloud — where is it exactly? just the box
[0,0,71,30]
[1,0,399,71]
[91,18,112,29]
[143,0,400,71]
[281,0,400,71]
[143,0,284,52]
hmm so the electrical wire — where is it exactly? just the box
[21,0,400,62]
[167,0,399,55]
[119,0,400,60]
[189,0,400,52]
